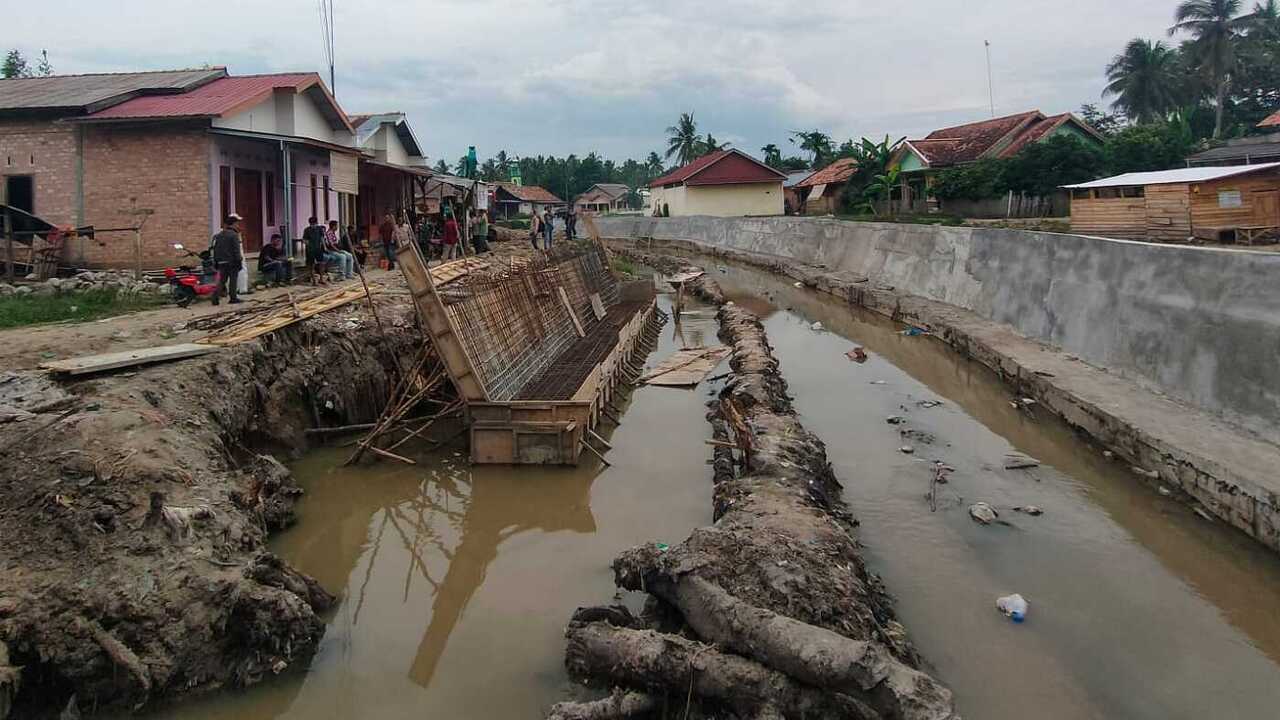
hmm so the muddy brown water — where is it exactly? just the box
[141,265,1280,719]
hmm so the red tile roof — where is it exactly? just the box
[1259,110,1280,129]
[903,110,1103,168]
[79,73,352,131]
[795,157,859,188]
[649,149,786,188]
[495,182,564,204]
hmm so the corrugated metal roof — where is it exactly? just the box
[495,182,564,203]
[82,73,316,120]
[795,157,858,188]
[649,149,785,187]
[1187,136,1280,165]
[1259,110,1280,128]
[0,68,226,113]
[1062,163,1280,189]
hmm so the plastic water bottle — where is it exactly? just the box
[996,593,1028,623]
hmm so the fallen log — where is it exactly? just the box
[614,547,957,720]
[546,690,657,720]
[564,620,877,720]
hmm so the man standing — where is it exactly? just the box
[542,208,555,250]
[471,209,490,255]
[211,213,244,305]
[379,213,397,270]
[442,209,460,261]
[565,206,577,241]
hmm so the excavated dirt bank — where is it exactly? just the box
[0,292,421,718]
[608,239,1280,555]
[551,263,957,720]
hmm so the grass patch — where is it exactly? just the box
[834,213,966,227]
[0,288,166,329]
[611,257,637,276]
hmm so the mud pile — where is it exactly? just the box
[0,295,421,718]
[550,262,957,719]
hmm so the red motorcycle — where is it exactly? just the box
[165,243,220,307]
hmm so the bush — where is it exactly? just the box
[499,219,530,230]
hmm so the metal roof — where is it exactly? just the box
[1062,163,1280,189]
[649,149,786,188]
[0,68,226,114]
[1186,136,1280,165]
[349,111,424,157]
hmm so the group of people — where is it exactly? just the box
[529,206,577,250]
[303,217,366,285]
[376,207,495,269]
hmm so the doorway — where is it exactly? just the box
[234,168,264,252]
[1252,189,1280,228]
[4,175,34,214]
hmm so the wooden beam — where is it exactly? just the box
[41,344,219,376]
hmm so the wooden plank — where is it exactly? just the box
[200,284,376,346]
[559,286,585,337]
[641,346,731,387]
[667,270,705,285]
[589,292,607,321]
[42,343,218,375]
[396,242,489,401]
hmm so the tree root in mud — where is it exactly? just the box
[547,689,657,720]
[550,268,958,720]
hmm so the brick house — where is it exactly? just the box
[0,68,359,269]
[493,182,564,219]
[349,112,432,237]
[574,183,630,214]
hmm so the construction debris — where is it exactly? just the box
[639,346,731,387]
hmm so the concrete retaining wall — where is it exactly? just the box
[598,215,1280,436]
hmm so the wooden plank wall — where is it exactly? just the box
[1145,184,1192,242]
[1190,173,1280,232]
[1069,196,1148,240]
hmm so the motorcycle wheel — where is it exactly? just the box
[175,286,196,308]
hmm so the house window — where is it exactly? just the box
[219,166,231,220]
[1218,189,1243,208]
[310,174,318,219]
[1096,188,1121,199]
[1071,188,1092,200]
[265,172,275,225]
[323,176,330,220]
[4,175,34,213]
[1121,186,1145,198]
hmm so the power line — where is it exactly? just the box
[319,0,336,96]
[984,40,995,118]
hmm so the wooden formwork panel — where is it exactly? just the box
[396,242,488,401]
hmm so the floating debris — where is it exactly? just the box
[886,415,905,425]
[899,445,915,455]
[846,346,868,363]
[1003,453,1041,470]
[1013,506,1044,516]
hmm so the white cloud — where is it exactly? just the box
[8,0,1176,161]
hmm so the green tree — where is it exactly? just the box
[1104,39,1185,123]
[665,112,701,166]
[860,165,901,218]
[1079,104,1127,136]
[1103,118,1196,173]
[932,159,1008,202]
[1003,135,1107,196]
[35,50,51,77]
[2,50,31,78]
[789,130,833,166]
[1170,0,1253,138]
[838,136,903,211]
[760,143,783,167]
[698,133,731,154]
[778,156,810,172]
[432,159,449,174]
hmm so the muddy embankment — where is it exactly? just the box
[608,238,1280,556]
[550,259,957,720]
[0,295,421,718]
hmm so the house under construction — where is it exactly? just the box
[395,239,659,465]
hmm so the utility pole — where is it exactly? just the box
[985,40,995,118]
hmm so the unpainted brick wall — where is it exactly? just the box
[81,123,212,269]
[0,118,80,227]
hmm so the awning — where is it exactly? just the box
[208,127,361,156]
[359,157,433,177]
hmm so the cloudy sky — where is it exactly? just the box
[11,0,1177,165]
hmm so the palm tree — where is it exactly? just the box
[1104,39,1185,124]
[645,152,664,176]
[698,133,731,155]
[760,143,783,167]
[1170,0,1252,138]
[789,130,833,166]
[665,112,700,166]
[432,159,450,174]
[1247,0,1280,38]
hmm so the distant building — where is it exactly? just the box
[493,182,564,219]
[1186,113,1280,167]
[349,112,432,234]
[893,110,1105,211]
[1065,163,1280,243]
[648,149,786,217]
[0,67,360,267]
[781,169,812,215]
[574,183,630,214]
[794,157,859,215]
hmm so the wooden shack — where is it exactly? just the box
[1065,163,1280,243]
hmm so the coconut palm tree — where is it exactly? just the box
[665,112,701,166]
[645,152,664,176]
[698,133,732,155]
[789,130,834,166]
[760,143,783,167]
[1247,0,1280,38]
[1104,39,1185,123]
[1170,0,1253,138]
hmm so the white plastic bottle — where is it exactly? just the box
[996,593,1028,623]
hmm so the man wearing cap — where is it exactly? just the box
[210,213,245,305]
